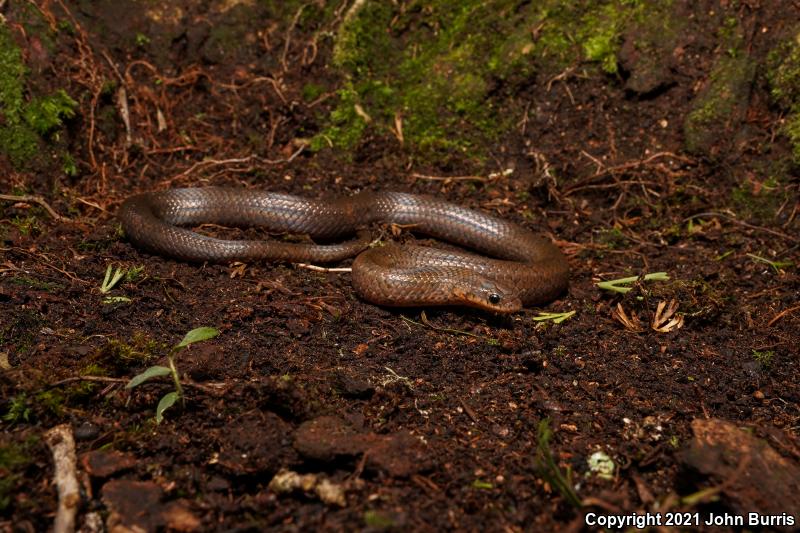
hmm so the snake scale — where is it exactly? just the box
[119,187,569,313]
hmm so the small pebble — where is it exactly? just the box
[74,422,100,441]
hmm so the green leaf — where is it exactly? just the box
[125,365,171,389]
[472,479,493,490]
[100,264,126,293]
[102,296,132,305]
[596,272,669,294]
[176,327,219,348]
[155,391,179,424]
[532,310,576,324]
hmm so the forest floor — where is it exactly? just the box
[1,1,799,531]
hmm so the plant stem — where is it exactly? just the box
[167,351,184,407]
[596,272,669,294]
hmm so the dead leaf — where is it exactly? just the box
[611,303,643,332]
[652,299,684,332]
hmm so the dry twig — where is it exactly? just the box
[0,194,70,222]
[767,304,800,327]
[685,212,799,244]
[48,375,228,396]
[44,424,80,533]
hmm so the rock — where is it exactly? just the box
[681,418,800,523]
[293,415,364,461]
[618,3,684,95]
[82,450,136,478]
[361,430,430,477]
[682,15,757,158]
[293,416,429,477]
[101,479,201,532]
[332,370,375,399]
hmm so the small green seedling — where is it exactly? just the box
[596,272,670,294]
[746,253,793,272]
[532,310,576,324]
[126,326,219,423]
[2,394,31,423]
[534,419,582,508]
[100,264,125,293]
[99,264,144,304]
[471,479,493,490]
[135,33,151,47]
[752,349,774,368]
[715,250,734,261]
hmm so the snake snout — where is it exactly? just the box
[454,279,522,314]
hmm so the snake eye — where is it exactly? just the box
[488,293,501,305]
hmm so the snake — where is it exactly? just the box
[118,187,569,313]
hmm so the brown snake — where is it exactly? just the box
[119,187,569,313]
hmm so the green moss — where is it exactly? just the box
[783,113,800,163]
[580,0,645,74]
[2,394,32,424]
[89,333,165,372]
[310,83,369,151]
[302,82,326,102]
[62,152,78,177]
[319,1,645,160]
[727,154,791,221]
[24,90,77,135]
[617,1,681,93]
[683,18,756,156]
[0,25,37,165]
[3,388,65,423]
[0,26,77,168]
[598,227,627,249]
[8,215,40,236]
[363,510,396,529]
[768,34,800,106]
[64,364,107,399]
[752,349,774,368]
[35,389,65,417]
[0,28,25,112]
[767,31,800,164]
[135,32,151,47]
[730,180,783,222]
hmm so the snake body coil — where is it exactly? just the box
[119,187,569,313]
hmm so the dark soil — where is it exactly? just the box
[1,1,799,532]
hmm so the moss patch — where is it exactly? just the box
[617,1,682,94]
[88,333,166,373]
[766,30,800,164]
[729,165,789,222]
[683,18,756,156]
[0,26,77,169]
[317,0,646,161]
[579,0,647,74]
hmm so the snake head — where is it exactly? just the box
[453,279,522,314]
